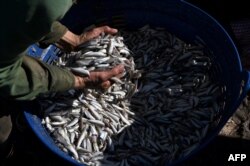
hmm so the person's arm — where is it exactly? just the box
[39,21,118,52]
[0,55,75,100]
[0,0,74,100]
[0,0,121,101]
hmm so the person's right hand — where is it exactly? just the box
[73,64,124,90]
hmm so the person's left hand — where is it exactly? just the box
[58,26,118,52]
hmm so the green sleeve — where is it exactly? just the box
[0,55,75,100]
[0,0,74,100]
[38,21,68,48]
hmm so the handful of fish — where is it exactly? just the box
[39,25,223,166]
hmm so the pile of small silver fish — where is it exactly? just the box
[40,32,140,165]
[39,25,223,166]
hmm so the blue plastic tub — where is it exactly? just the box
[24,0,250,165]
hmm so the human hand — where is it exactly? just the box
[58,26,118,52]
[78,26,118,45]
[73,64,124,90]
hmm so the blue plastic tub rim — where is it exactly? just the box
[24,0,250,166]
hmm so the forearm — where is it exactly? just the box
[39,21,80,52]
[0,55,75,101]
[0,0,76,101]
[38,21,69,48]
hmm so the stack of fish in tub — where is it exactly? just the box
[39,25,222,166]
